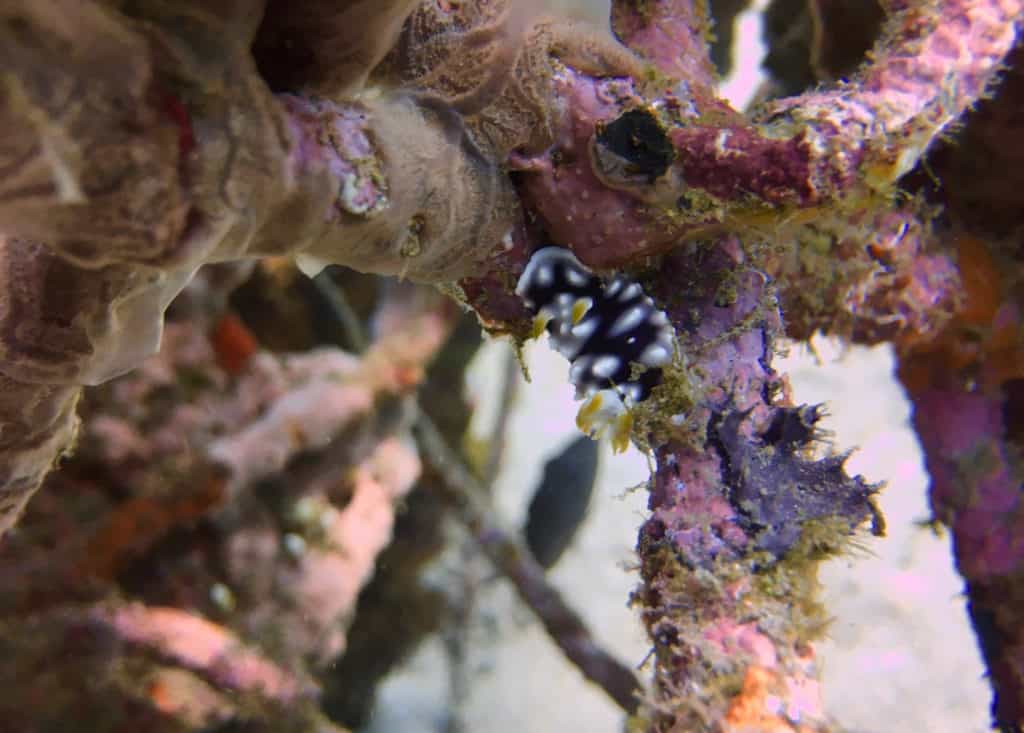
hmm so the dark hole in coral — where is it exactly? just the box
[595,108,675,183]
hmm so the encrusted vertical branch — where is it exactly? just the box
[626,236,879,732]
[902,383,1024,730]
[894,227,1024,730]
[852,26,1024,727]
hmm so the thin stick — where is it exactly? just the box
[412,412,643,715]
[483,345,520,486]
[312,270,370,353]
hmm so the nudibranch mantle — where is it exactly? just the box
[515,247,676,452]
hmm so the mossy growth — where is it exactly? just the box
[633,515,872,699]
[750,515,872,640]
[629,348,701,451]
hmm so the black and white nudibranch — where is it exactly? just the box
[515,247,676,452]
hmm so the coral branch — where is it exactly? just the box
[516,0,1021,268]
[91,602,319,702]
[630,235,880,732]
[896,228,1024,730]
[0,602,347,732]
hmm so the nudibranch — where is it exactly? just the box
[515,247,676,452]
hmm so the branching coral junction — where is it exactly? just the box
[1,0,1023,731]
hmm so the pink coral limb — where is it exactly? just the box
[90,602,320,702]
[901,380,1024,731]
[627,236,880,733]
[208,291,452,494]
[513,0,1023,270]
[0,601,349,732]
[894,227,1024,731]
[224,432,424,666]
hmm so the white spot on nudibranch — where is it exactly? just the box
[640,342,673,367]
[570,318,598,340]
[619,283,642,301]
[608,305,648,338]
[591,354,620,379]
[566,267,590,287]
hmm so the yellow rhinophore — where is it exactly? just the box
[531,309,553,339]
[571,297,593,325]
